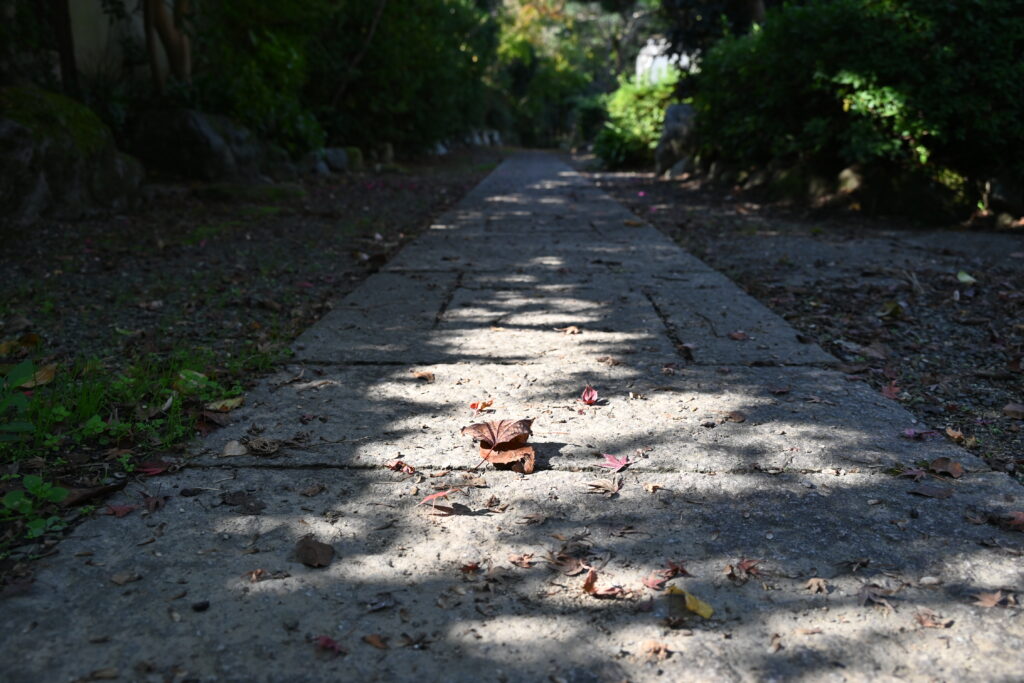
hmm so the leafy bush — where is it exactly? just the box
[309,0,498,151]
[194,3,328,153]
[594,74,678,168]
[692,0,1024,201]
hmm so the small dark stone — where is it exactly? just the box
[191,600,210,612]
[180,488,203,497]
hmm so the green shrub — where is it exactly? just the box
[594,74,678,168]
[693,0,1024,200]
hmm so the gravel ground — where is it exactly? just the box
[0,149,503,364]
[584,165,1024,482]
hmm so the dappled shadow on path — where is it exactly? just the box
[3,153,1023,683]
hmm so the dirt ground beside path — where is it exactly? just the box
[0,148,502,565]
[585,165,1024,483]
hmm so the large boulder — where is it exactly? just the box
[126,108,293,182]
[654,103,696,175]
[0,86,142,226]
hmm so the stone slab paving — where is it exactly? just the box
[3,153,1023,683]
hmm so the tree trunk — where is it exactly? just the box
[142,0,191,93]
[47,0,78,96]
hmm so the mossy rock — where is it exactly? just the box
[344,146,364,172]
[0,86,141,224]
[0,85,111,155]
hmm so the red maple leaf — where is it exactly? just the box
[737,558,761,575]
[642,573,667,590]
[582,568,626,598]
[417,488,461,506]
[469,400,493,414]
[314,635,345,656]
[385,460,416,475]
[663,560,691,578]
[881,381,901,400]
[596,453,633,472]
[104,504,138,518]
[580,385,599,405]
[137,460,172,476]
[1000,511,1024,531]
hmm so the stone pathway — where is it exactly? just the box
[3,153,1022,682]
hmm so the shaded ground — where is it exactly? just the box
[0,148,502,558]
[584,164,1024,482]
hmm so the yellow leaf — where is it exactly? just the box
[22,363,57,388]
[205,396,244,412]
[667,586,714,618]
[684,591,714,618]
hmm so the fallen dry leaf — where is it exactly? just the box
[1003,403,1024,420]
[555,325,581,335]
[666,585,714,618]
[585,476,622,497]
[580,385,599,405]
[643,482,664,494]
[725,558,761,583]
[314,635,345,656]
[640,640,671,661]
[596,356,622,366]
[418,488,462,506]
[859,584,896,613]
[410,370,435,383]
[916,608,953,629]
[972,591,1007,608]
[508,553,536,568]
[293,379,340,392]
[221,440,249,457]
[295,535,335,568]
[461,419,532,449]
[596,453,633,473]
[642,573,668,591]
[908,484,953,499]
[104,504,137,518]
[137,459,174,476]
[929,457,965,479]
[142,495,168,513]
[945,427,964,442]
[299,483,326,497]
[461,418,535,473]
[994,511,1024,532]
[205,396,244,412]
[881,381,901,400]
[724,410,746,423]
[22,363,57,388]
[469,399,494,413]
[109,572,140,586]
[362,634,389,650]
[805,577,829,594]
[728,330,749,341]
[899,467,928,482]
[581,568,625,598]
[385,460,416,475]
